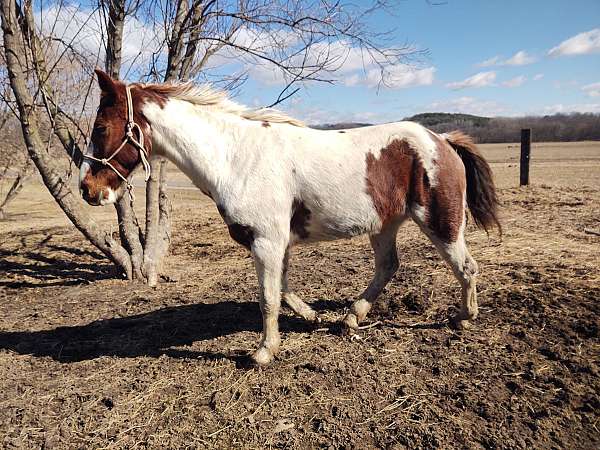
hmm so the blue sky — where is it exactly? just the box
[235,0,600,124]
[41,0,600,124]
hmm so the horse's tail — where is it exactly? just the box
[444,131,502,235]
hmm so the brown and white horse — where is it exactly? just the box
[81,70,500,366]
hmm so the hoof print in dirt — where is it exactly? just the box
[232,353,261,370]
[399,292,427,314]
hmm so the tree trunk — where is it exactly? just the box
[165,0,189,82]
[179,2,206,80]
[1,0,133,277]
[105,0,125,79]
[141,0,193,286]
[142,158,172,286]
[0,159,32,220]
[103,0,147,281]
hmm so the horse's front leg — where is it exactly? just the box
[251,237,287,366]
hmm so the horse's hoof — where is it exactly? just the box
[251,347,274,367]
[302,309,320,323]
[341,313,359,336]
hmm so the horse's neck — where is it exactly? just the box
[143,99,237,193]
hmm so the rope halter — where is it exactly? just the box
[84,85,152,200]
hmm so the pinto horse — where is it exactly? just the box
[81,70,500,366]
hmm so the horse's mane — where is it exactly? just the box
[136,82,305,127]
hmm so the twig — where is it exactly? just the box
[358,320,382,330]
[583,228,600,236]
[206,424,232,438]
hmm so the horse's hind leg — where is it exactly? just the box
[342,222,401,332]
[437,233,478,329]
[282,247,319,322]
[413,209,479,329]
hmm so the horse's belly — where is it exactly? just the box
[291,208,380,244]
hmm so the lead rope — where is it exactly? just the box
[84,85,152,202]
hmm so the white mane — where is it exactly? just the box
[139,82,305,127]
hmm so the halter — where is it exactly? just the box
[85,85,152,200]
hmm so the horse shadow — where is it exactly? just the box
[0,300,327,365]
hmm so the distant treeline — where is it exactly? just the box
[313,112,600,143]
[406,112,600,143]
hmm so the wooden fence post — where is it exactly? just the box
[520,128,531,186]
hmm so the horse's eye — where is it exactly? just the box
[94,125,107,134]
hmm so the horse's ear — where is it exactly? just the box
[95,69,116,96]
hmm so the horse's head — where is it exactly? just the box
[80,69,153,206]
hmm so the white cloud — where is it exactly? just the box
[248,65,289,86]
[477,56,502,67]
[232,26,299,51]
[502,75,526,88]
[446,71,496,90]
[553,79,579,89]
[345,65,435,89]
[426,96,507,116]
[25,5,165,113]
[295,40,433,90]
[582,82,600,98]
[533,73,544,81]
[285,99,386,124]
[548,28,600,57]
[306,40,375,75]
[477,51,536,67]
[242,37,433,90]
[37,5,162,71]
[503,51,536,66]
[541,103,600,114]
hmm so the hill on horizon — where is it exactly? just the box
[311,112,600,143]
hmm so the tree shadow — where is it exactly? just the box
[0,245,115,289]
[0,300,326,365]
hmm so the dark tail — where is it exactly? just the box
[445,131,502,235]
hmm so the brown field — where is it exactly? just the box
[0,141,598,449]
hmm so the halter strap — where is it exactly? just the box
[84,85,152,200]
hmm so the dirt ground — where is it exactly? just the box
[0,141,598,449]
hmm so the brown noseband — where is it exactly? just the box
[85,85,151,199]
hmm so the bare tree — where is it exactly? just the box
[1,0,418,283]
[1,0,134,274]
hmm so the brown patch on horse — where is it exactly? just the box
[216,203,255,249]
[366,135,467,242]
[414,132,466,243]
[339,130,346,133]
[227,224,255,250]
[262,121,271,128]
[291,199,311,239]
[365,139,416,226]
[132,85,168,110]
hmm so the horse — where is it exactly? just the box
[80,69,501,366]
